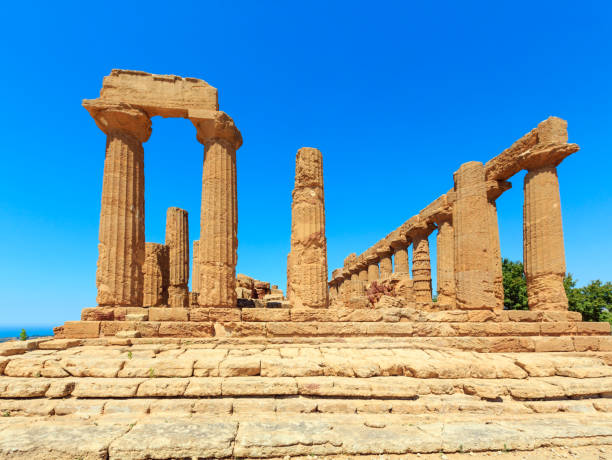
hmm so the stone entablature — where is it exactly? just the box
[330,117,579,312]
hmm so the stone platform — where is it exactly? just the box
[1,336,612,458]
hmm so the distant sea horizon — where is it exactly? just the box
[0,326,55,341]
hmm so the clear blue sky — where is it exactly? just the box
[1,1,611,327]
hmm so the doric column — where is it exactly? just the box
[365,252,380,283]
[338,268,351,303]
[433,210,455,307]
[521,125,576,311]
[328,279,339,302]
[165,207,189,307]
[192,111,242,307]
[486,181,511,309]
[453,161,496,309]
[143,243,169,307]
[192,240,200,294]
[390,232,410,275]
[287,147,329,308]
[83,103,152,306]
[377,246,393,278]
[523,166,568,310]
[357,257,368,283]
[409,223,434,302]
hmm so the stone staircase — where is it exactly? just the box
[1,336,612,458]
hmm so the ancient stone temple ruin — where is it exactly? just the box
[2,70,612,459]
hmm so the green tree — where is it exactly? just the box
[502,259,612,323]
[18,329,27,341]
[502,259,528,310]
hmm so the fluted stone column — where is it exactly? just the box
[453,162,496,309]
[287,147,329,308]
[192,240,200,294]
[410,225,433,302]
[377,246,393,278]
[84,103,152,306]
[365,253,380,283]
[192,112,242,307]
[339,269,351,303]
[487,181,511,309]
[523,166,568,310]
[433,212,455,307]
[143,243,169,306]
[328,280,339,302]
[165,207,189,307]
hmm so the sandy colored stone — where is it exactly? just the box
[287,147,329,308]
[192,239,200,294]
[88,105,151,307]
[165,207,189,307]
[377,246,393,279]
[453,161,496,309]
[142,242,168,307]
[193,111,241,308]
[434,212,456,307]
[523,165,568,310]
[409,223,433,302]
[365,252,380,283]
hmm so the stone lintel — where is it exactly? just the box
[85,69,218,119]
[389,231,409,250]
[190,110,242,149]
[484,116,570,181]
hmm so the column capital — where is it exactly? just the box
[406,220,435,238]
[430,206,453,226]
[354,255,368,271]
[364,251,379,265]
[486,180,512,202]
[519,143,579,172]
[376,245,393,258]
[343,253,358,269]
[83,101,152,143]
[190,110,242,150]
[389,230,409,250]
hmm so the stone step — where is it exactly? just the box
[56,319,611,339]
[2,375,611,400]
[2,395,612,418]
[3,345,612,379]
[1,413,611,458]
[80,305,584,323]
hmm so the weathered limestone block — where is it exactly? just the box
[377,246,393,279]
[143,243,169,306]
[408,223,433,302]
[84,104,151,306]
[523,166,568,310]
[287,147,329,308]
[165,207,189,307]
[192,111,242,307]
[192,240,200,294]
[434,211,455,307]
[453,162,496,309]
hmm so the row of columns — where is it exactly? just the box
[90,104,241,308]
[331,151,571,311]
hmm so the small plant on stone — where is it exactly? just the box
[127,351,133,360]
[148,368,156,378]
[1,411,9,417]
[34,371,41,378]
[458,444,463,453]
[503,444,509,452]
[19,329,27,341]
